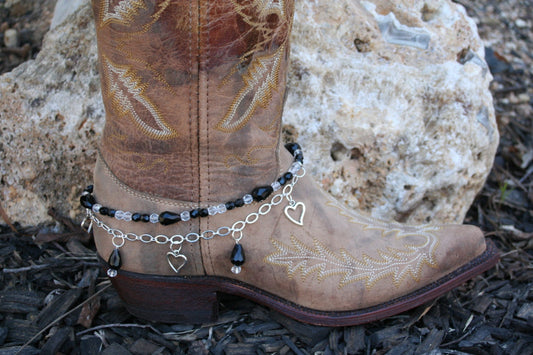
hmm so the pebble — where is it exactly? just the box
[517,93,530,103]
[3,28,19,48]
[515,19,528,28]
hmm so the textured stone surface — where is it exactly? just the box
[284,0,498,223]
[0,0,497,225]
[0,0,102,226]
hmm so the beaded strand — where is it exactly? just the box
[80,143,304,226]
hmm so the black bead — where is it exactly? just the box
[225,201,236,210]
[132,213,142,222]
[285,142,301,155]
[234,198,244,208]
[278,176,287,185]
[108,209,116,217]
[108,249,121,269]
[85,185,94,193]
[80,194,96,209]
[231,243,245,266]
[295,153,304,163]
[252,186,273,202]
[159,211,181,225]
[284,172,293,181]
[190,209,200,218]
[141,214,150,223]
[99,207,109,216]
[199,208,209,217]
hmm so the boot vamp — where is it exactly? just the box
[93,150,486,312]
[201,154,487,311]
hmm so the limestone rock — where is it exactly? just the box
[0,1,102,226]
[284,0,498,223]
[0,0,497,225]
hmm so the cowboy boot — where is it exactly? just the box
[83,0,499,326]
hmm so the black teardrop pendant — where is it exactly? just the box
[230,244,245,274]
[109,249,122,268]
[231,244,245,266]
[107,249,121,278]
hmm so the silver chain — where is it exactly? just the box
[86,167,306,250]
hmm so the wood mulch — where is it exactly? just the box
[1,0,532,354]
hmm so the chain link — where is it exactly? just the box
[87,167,306,250]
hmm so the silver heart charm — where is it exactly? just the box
[166,251,188,274]
[284,202,306,226]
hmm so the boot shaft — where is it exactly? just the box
[93,0,294,202]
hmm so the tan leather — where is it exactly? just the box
[91,0,488,313]
[93,149,486,311]
[93,0,293,202]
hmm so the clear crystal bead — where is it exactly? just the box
[180,211,190,222]
[243,194,253,204]
[293,149,302,156]
[217,204,227,214]
[271,181,282,191]
[115,210,124,220]
[208,206,218,216]
[231,265,242,274]
[150,213,159,223]
[289,162,302,175]
[92,204,102,213]
[107,269,118,278]
[123,211,132,221]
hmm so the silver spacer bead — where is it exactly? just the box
[231,265,242,274]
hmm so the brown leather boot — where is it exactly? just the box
[84,0,498,326]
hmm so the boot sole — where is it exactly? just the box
[106,239,499,327]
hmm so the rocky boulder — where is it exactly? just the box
[284,0,498,223]
[0,0,498,226]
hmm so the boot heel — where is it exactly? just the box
[111,271,219,324]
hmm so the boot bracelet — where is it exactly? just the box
[81,143,306,277]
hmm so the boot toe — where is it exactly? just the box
[432,224,487,277]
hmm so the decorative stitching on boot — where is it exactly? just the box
[224,143,277,168]
[101,55,178,140]
[215,0,292,133]
[265,232,440,289]
[100,0,172,32]
[99,152,196,208]
[100,0,146,27]
[188,0,194,203]
[216,44,286,133]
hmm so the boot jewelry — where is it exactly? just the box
[167,245,188,274]
[80,143,304,225]
[107,249,121,278]
[284,201,306,226]
[82,143,306,276]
